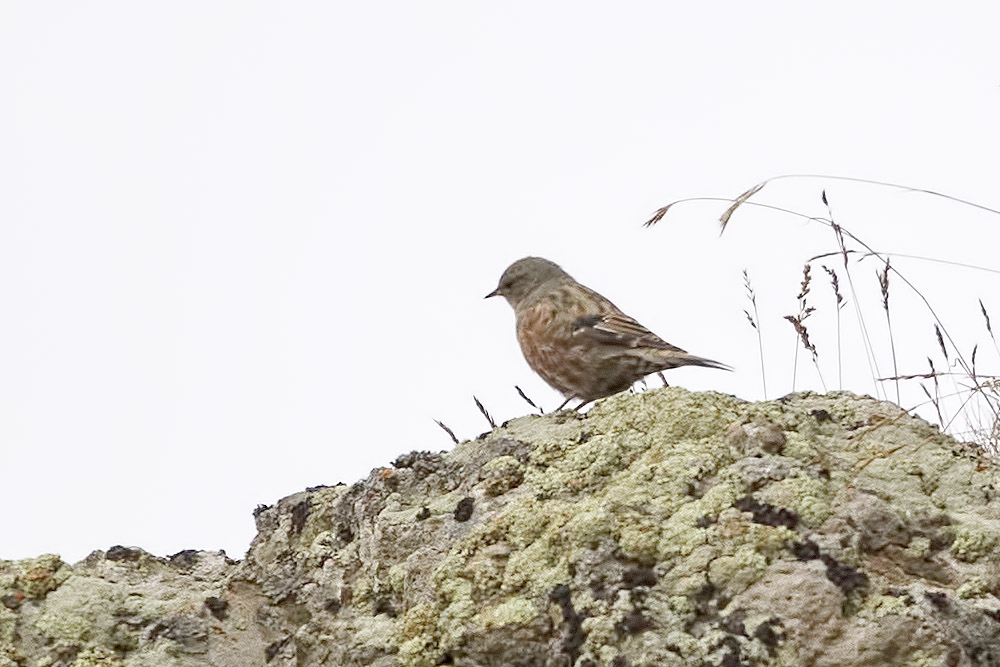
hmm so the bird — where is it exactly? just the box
[486,256,730,411]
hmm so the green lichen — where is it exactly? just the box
[956,576,990,599]
[396,602,440,667]
[35,577,122,643]
[351,613,398,653]
[13,554,68,599]
[756,474,832,527]
[5,388,1000,667]
[480,456,525,496]
[68,645,124,666]
[950,519,1000,562]
[905,536,931,560]
[861,593,912,618]
[474,597,537,627]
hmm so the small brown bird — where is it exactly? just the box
[486,256,730,410]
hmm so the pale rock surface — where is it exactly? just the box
[3,389,1000,666]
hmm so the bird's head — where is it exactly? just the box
[485,256,570,308]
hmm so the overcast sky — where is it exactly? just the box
[3,3,999,562]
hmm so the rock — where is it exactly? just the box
[2,389,1000,666]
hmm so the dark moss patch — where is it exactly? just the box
[204,596,229,620]
[753,617,783,654]
[820,554,868,595]
[373,598,397,617]
[622,566,657,589]
[337,522,354,543]
[291,499,311,536]
[733,497,799,529]
[106,545,142,562]
[929,529,955,552]
[791,540,820,561]
[549,584,585,662]
[454,497,475,522]
[720,608,747,636]
[924,590,949,611]
[168,550,200,570]
[1,593,23,610]
[393,451,447,478]
[791,539,868,595]
[617,611,654,635]
[265,636,291,662]
[721,650,748,667]
[810,409,832,422]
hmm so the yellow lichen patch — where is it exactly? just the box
[756,475,833,527]
[474,597,538,628]
[14,555,67,599]
[950,518,1000,562]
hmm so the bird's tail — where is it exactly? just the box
[660,351,733,372]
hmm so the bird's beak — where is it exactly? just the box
[484,288,500,299]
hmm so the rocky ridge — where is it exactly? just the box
[3,388,1000,666]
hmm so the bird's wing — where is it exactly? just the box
[570,287,686,352]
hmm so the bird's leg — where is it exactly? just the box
[555,396,576,411]
[573,399,594,412]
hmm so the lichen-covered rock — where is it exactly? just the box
[3,389,1000,666]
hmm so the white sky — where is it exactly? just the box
[3,3,999,562]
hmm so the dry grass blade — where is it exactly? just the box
[934,324,949,362]
[785,263,824,391]
[797,263,813,301]
[514,385,543,413]
[880,371,999,385]
[927,358,947,427]
[809,250,1000,275]
[644,196,841,233]
[784,315,818,361]
[434,419,459,444]
[723,176,989,390]
[819,191,850,270]
[877,259,899,403]
[941,383,988,434]
[643,204,674,227]
[981,300,1000,360]
[822,265,844,308]
[880,371,947,381]
[832,222,849,269]
[647,174,1000,456]
[919,384,944,427]
[719,182,766,231]
[878,260,890,310]
[747,173,1000,217]
[823,264,845,389]
[473,395,497,429]
[743,268,767,398]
